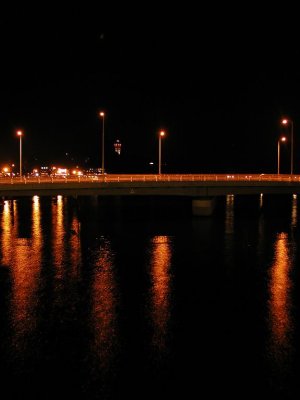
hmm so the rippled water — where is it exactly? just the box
[1,194,300,399]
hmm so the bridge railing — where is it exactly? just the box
[1,173,300,185]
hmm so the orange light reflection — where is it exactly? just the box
[224,195,235,267]
[10,197,41,343]
[69,212,81,279]
[52,195,64,278]
[269,232,293,356]
[149,235,172,352]
[291,195,297,229]
[92,238,118,370]
[1,200,15,265]
[225,194,234,235]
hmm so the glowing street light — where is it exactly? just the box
[158,130,165,174]
[16,130,23,178]
[277,136,286,175]
[100,111,105,174]
[281,118,294,175]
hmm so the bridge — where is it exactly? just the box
[1,173,300,215]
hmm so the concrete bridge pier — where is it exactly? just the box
[192,197,216,216]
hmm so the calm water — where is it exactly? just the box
[1,194,300,399]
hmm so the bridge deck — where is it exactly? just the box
[1,174,300,197]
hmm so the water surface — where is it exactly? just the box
[1,194,300,399]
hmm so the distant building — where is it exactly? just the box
[114,140,122,155]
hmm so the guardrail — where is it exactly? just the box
[0,174,300,185]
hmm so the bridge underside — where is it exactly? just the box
[2,180,300,197]
[192,197,216,216]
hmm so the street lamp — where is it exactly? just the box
[99,111,105,174]
[282,118,294,175]
[158,130,165,174]
[277,136,286,175]
[16,130,23,178]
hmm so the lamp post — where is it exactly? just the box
[277,136,286,175]
[17,130,23,178]
[282,118,294,175]
[158,130,165,174]
[100,111,105,174]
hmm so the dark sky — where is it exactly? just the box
[1,6,300,173]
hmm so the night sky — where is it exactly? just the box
[1,6,300,174]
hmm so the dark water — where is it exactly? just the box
[1,194,300,399]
